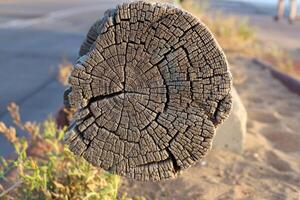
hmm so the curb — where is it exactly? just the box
[252,58,300,96]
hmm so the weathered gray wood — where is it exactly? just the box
[64,1,232,181]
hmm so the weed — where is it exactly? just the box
[57,60,73,86]
[0,103,129,200]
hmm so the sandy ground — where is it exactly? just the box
[119,56,300,200]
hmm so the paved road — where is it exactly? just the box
[0,0,124,156]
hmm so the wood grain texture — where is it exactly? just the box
[64,1,232,181]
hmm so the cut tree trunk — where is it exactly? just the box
[64,1,232,181]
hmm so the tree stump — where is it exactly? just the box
[64,1,232,181]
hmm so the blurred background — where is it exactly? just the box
[0,0,299,199]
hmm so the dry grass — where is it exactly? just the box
[180,0,300,77]
[57,59,73,86]
[181,0,255,53]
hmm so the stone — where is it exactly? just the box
[213,88,247,153]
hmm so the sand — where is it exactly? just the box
[119,56,300,199]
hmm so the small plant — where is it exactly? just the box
[0,103,123,199]
[57,59,73,86]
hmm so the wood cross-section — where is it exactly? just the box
[64,1,232,181]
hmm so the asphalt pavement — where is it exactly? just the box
[0,0,124,156]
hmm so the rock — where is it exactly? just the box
[213,87,247,153]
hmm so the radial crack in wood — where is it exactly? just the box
[64,1,232,181]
